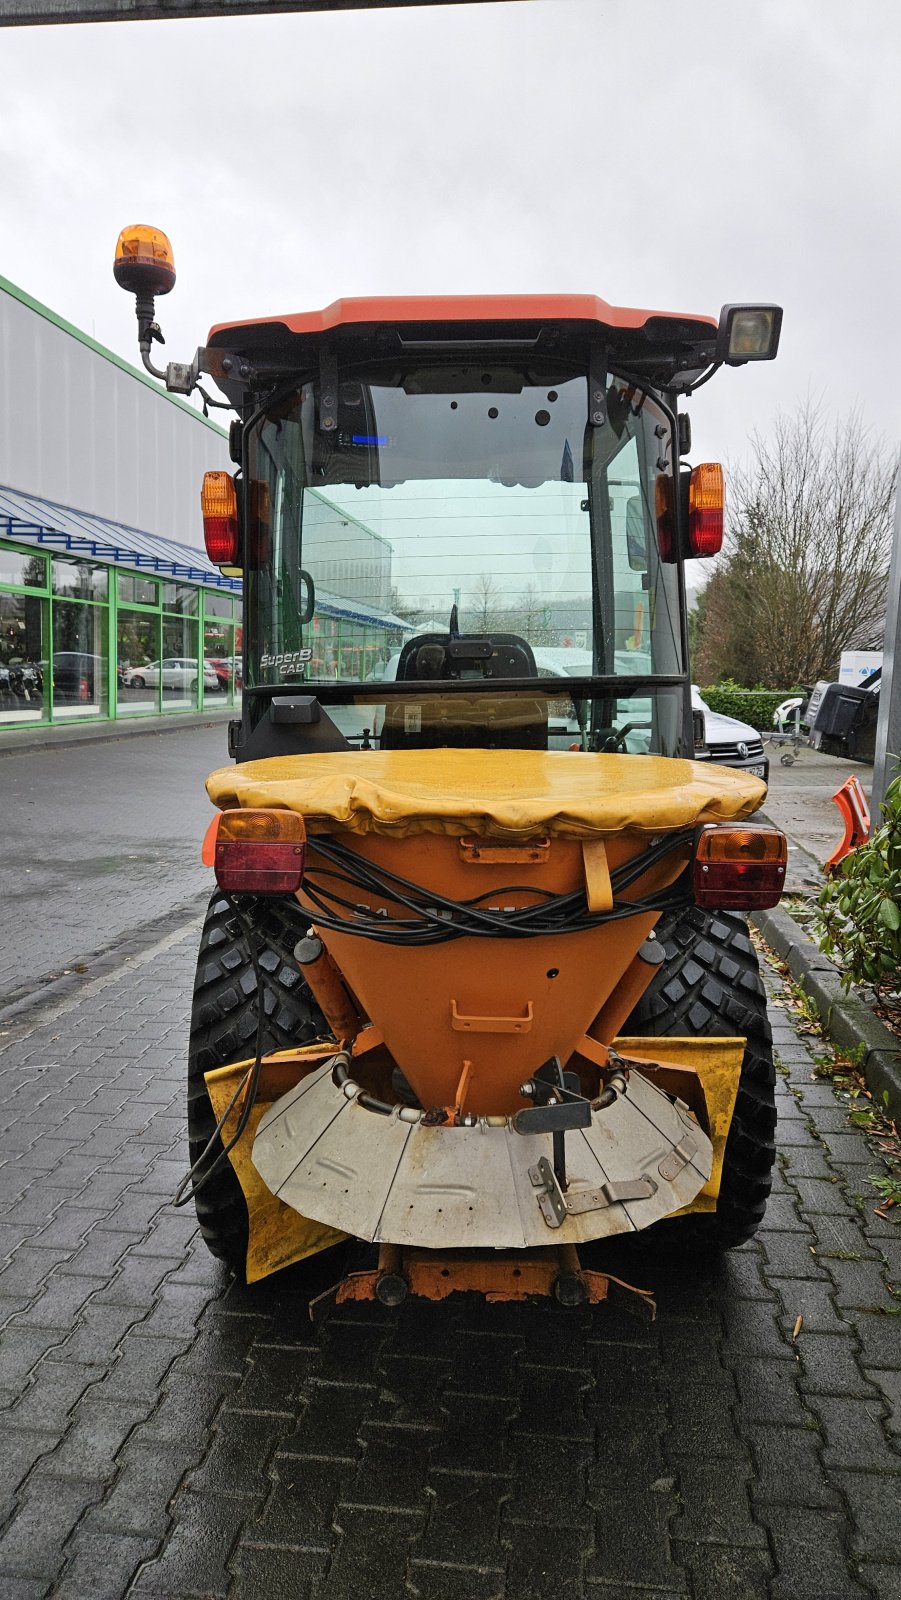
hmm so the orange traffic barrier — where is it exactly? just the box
[824,775,871,872]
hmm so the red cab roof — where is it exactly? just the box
[208,293,717,343]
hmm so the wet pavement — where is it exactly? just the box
[0,734,898,1598]
[756,744,873,893]
[0,726,225,1007]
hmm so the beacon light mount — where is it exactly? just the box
[113,224,253,402]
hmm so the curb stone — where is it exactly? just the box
[0,707,235,756]
[752,903,901,1122]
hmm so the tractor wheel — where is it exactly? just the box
[188,891,327,1270]
[622,905,776,1249]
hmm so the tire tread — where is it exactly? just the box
[187,893,326,1269]
[624,905,776,1249]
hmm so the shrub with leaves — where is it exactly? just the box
[816,769,901,993]
[699,679,803,731]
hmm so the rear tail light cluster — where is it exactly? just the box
[201,471,239,565]
[658,463,724,560]
[206,808,307,894]
[692,824,786,909]
[686,463,724,557]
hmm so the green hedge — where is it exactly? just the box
[698,679,803,731]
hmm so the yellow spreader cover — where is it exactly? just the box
[206,749,765,839]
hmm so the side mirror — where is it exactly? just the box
[299,571,316,625]
[625,496,648,572]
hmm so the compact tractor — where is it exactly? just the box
[114,226,785,1312]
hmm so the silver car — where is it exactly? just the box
[125,658,219,692]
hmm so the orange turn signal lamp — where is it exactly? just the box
[113,224,176,298]
[693,825,786,910]
[687,462,724,557]
[201,471,240,566]
[204,809,307,894]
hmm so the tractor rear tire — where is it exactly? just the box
[622,905,776,1250]
[188,892,326,1270]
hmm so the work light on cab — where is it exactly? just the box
[214,809,306,895]
[687,462,725,557]
[201,471,240,566]
[693,825,787,909]
[717,304,782,365]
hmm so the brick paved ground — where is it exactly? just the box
[1,919,899,1599]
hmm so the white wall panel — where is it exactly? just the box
[0,280,230,552]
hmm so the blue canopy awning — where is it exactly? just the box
[0,484,243,593]
[0,484,409,632]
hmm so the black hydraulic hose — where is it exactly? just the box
[331,1053,352,1090]
[300,882,689,943]
[299,830,695,945]
[309,827,692,909]
[331,1051,404,1117]
[356,1093,395,1115]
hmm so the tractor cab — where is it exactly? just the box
[196,295,779,767]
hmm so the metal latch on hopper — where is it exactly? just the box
[529,1156,658,1229]
[658,1133,697,1181]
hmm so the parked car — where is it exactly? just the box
[205,656,243,692]
[52,652,103,704]
[691,686,769,781]
[125,658,218,692]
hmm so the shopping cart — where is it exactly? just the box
[766,696,807,766]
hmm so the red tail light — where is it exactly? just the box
[201,471,240,565]
[214,809,306,894]
[693,824,786,909]
[687,463,724,557]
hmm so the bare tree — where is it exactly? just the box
[506,584,557,645]
[468,573,505,633]
[695,403,898,687]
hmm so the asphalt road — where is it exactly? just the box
[0,726,230,1008]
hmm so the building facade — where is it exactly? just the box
[0,274,238,729]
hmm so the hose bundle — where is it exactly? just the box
[300,831,694,946]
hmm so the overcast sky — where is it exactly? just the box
[1,0,899,472]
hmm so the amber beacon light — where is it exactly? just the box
[692,825,787,910]
[113,225,176,297]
